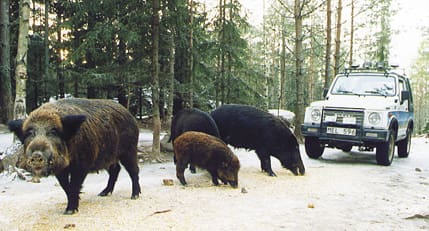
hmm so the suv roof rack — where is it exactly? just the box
[342,62,399,77]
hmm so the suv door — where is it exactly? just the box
[397,77,412,139]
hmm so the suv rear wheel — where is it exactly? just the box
[305,137,325,159]
[376,131,395,166]
[397,129,411,158]
[341,145,353,152]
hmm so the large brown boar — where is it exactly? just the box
[173,131,240,188]
[8,98,141,214]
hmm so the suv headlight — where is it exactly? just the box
[304,106,322,124]
[368,112,381,125]
[311,109,321,121]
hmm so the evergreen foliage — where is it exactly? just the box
[4,0,426,135]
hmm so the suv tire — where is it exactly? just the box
[397,129,411,158]
[376,131,395,166]
[305,137,325,159]
[341,145,353,152]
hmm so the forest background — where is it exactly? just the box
[0,0,429,158]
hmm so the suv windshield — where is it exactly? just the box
[331,75,396,96]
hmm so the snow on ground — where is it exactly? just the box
[0,130,428,231]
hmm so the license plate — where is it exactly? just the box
[327,126,356,136]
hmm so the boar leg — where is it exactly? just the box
[56,167,88,214]
[189,164,196,174]
[56,170,75,214]
[208,168,220,186]
[255,150,276,177]
[67,168,88,214]
[56,170,71,197]
[174,153,197,175]
[119,156,141,199]
[176,161,188,185]
[99,163,121,197]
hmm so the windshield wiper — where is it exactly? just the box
[336,90,361,96]
[365,90,387,96]
[336,90,353,94]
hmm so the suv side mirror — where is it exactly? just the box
[323,88,329,98]
[401,90,410,104]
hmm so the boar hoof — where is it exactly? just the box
[98,191,111,197]
[131,195,139,200]
[267,172,277,177]
[64,209,78,215]
[178,178,187,186]
[29,176,41,183]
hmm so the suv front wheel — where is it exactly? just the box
[376,131,395,166]
[397,128,411,158]
[305,137,325,159]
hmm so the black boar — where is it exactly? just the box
[169,108,220,143]
[169,108,220,173]
[210,104,305,177]
[173,131,240,187]
[8,98,141,214]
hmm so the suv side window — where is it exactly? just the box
[399,78,413,111]
[405,78,414,112]
[399,79,405,105]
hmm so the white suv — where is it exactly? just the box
[301,63,414,166]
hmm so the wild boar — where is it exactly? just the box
[8,98,141,214]
[169,108,220,173]
[173,131,240,187]
[210,104,305,177]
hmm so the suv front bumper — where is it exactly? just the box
[301,124,390,146]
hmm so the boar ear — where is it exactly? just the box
[8,119,25,143]
[61,115,86,140]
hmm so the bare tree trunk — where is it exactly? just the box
[151,0,162,161]
[262,0,268,110]
[269,31,276,109]
[215,49,220,106]
[188,0,194,108]
[324,0,332,89]
[308,16,315,103]
[294,0,304,141]
[349,0,355,66]
[220,0,226,104]
[56,6,64,99]
[13,0,31,121]
[43,0,49,102]
[279,15,286,110]
[226,0,232,104]
[333,0,342,76]
[0,0,13,123]
[215,0,221,106]
[166,31,175,136]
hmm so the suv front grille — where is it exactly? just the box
[322,109,364,125]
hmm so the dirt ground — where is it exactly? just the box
[0,132,428,231]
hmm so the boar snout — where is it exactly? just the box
[28,151,44,166]
[27,150,53,176]
[228,180,238,188]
